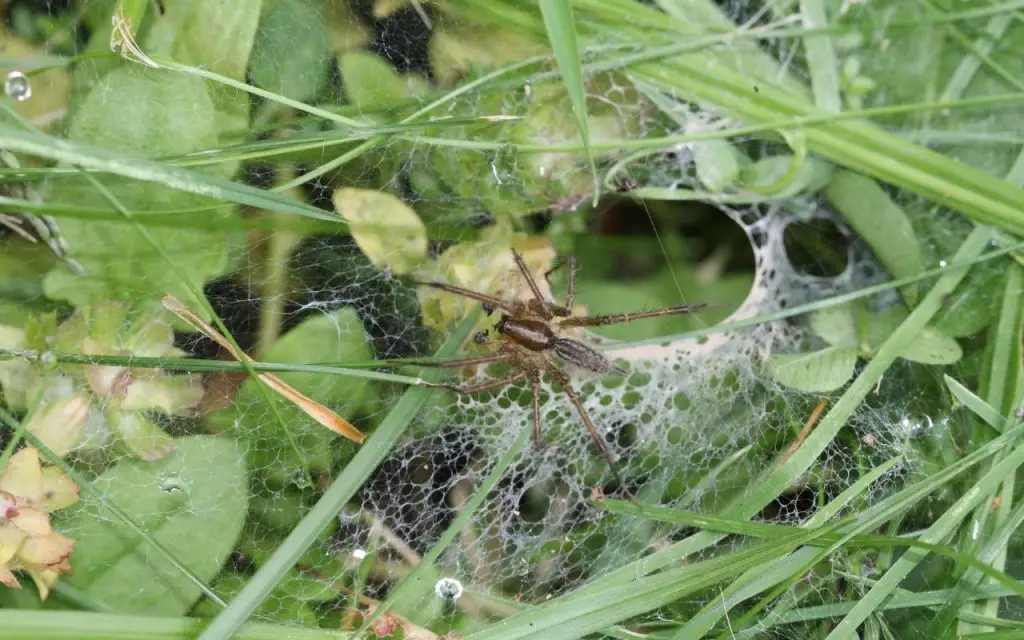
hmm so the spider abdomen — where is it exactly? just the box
[496,317,555,351]
[552,337,620,376]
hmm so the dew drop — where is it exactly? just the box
[351,548,367,560]
[434,577,464,600]
[4,71,32,102]
[938,260,948,268]
[157,473,186,493]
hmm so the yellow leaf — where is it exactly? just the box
[25,396,89,457]
[0,448,43,504]
[333,188,427,275]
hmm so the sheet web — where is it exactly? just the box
[0,0,999,637]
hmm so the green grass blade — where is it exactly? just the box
[0,610,350,640]
[736,584,1019,637]
[823,435,1024,638]
[667,456,901,637]
[946,375,1007,433]
[0,126,339,222]
[538,0,599,201]
[197,314,478,640]
[464,522,846,639]
[799,0,841,112]
[929,495,1024,636]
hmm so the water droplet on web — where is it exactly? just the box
[292,471,314,490]
[434,577,463,600]
[938,260,947,268]
[4,71,32,102]
[157,473,186,493]
[351,548,367,560]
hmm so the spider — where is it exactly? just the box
[405,249,706,486]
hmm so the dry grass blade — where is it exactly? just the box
[161,293,365,443]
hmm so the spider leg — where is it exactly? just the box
[511,249,554,320]
[424,371,527,395]
[559,303,707,328]
[530,373,542,445]
[388,352,511,369]
[544,363,627,489]
[563,256,577,312]
[413,280,525,316]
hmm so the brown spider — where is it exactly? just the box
[405,249,705,484]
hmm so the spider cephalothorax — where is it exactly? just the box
[403,249,705,485]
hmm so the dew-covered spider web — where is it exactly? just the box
[1,0,1019,637]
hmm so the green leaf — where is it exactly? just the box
[932,264,1003,337]
[825,170,923,304]
[899,327,963,365]
[809,303,857,347]
[219,308,373,481]
[250,0,329,101]
[738,154,833,197]
[175,0,263,82]
[767,346,858,392]
[59,436,247,615]
[333,188,428,275]
[41,66,231,307]
[339,50,409,111]
[866,306,962,365]
[175,0,264,138]
[693,140,741,192]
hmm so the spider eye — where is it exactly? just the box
[482,302,495,315]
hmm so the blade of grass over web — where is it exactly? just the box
[733,584,1023,639]
[533,225,995,604]
[824,411,1024,639]
[922,0,1024,95]
[1,610,349,640]
[945,266,1024,636]
[0,409,225,609]
[593,501,1024,602]
[938,8,1015,101]
[657,456,902,637]
[404,93,1024,155]
[946,376,1007,434]
[670,393,1024,637]
[538,0,600,203]
[197,313,479,640]
[464,516,853,639]
[78,170,318,479]
[711,417,1024,638]
[0,351,430,384]
[357,426,533,635]
[946,151,1024,634]
[930,490,1024,636]
[0,125,340,223]
[586,406,1024,640]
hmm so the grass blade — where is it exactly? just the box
[0,610,349,640]
[538,0,599,201]
[0,126,339,222]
